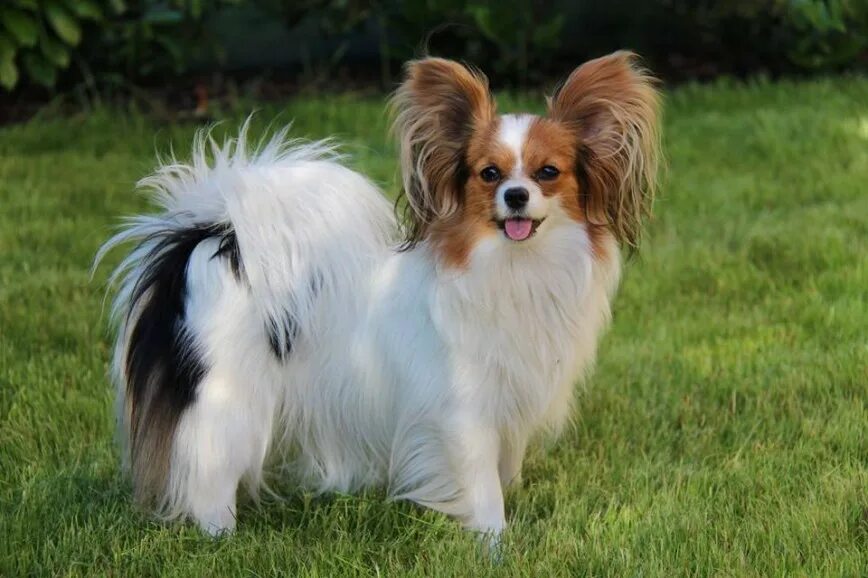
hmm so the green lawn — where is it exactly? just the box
[1,78,866,577]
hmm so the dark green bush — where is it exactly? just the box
[0,0,106,90]
[234,0,867,87]
[784,0,868,68]
[2,0,866,93]
[379,0,565,86]
[89,0,237,84]
[1,0,236,92]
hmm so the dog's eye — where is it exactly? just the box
[536,165,560,181]
[480,166,502,183]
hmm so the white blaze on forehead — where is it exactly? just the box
[494,113,549,222]
[497,114,535,176]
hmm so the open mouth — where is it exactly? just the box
[495,217,545,241]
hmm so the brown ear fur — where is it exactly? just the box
[390,58,496,247]
[549,51,662,248]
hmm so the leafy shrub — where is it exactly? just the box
[784,0,868,68]
[251,0,373,84]
[91,0,239,84]
[1,0,236,92]
[380,0,565,87]
[0,0,107,90]
[2,0,866,94]
[236,0,560,87]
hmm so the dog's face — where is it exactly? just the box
[391,52,661,268]
[465,114,580,241]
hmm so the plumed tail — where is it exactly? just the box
[95,120,395,508]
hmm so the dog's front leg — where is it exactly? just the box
[453,421,506,536]
[498,434,527,491]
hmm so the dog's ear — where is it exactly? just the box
[549,51,662,248]
[390,57,495,246]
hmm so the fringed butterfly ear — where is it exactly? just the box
[549,51,662,248]
[390,58,496,247]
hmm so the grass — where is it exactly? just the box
[1,77,866,577]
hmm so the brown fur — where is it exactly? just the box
[391,51,660,266]
[549,51,662,248]
[127,393,173,507]
[389,58,496,248]
[523,117,578,201]
[525,118,613,260]
[428,117,504,268]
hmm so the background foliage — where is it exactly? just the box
[0,0,105,90]
[1,0,867,94]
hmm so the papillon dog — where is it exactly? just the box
[97,51,661,536]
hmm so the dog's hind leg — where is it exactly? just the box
[168,366,276,534]
[164,239,281,535]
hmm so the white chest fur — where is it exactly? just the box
[429,221,621,434]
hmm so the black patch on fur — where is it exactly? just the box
[126,223,240,434]
[266,316,297,361]
[211,228,243,280]
[264,271,323,361]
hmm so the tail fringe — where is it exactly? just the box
[93,118,349,509]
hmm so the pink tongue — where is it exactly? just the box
[505,218,533,241]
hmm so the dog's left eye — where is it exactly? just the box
[536,165,560,181]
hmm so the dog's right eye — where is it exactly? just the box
[480,166,502,183]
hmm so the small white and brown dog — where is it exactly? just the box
[97,51,661,537]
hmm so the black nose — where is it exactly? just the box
[503,187,529,210]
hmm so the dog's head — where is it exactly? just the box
[391,51,661,268]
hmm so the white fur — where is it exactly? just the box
[495,114,549,221]
[99,122,621,536]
